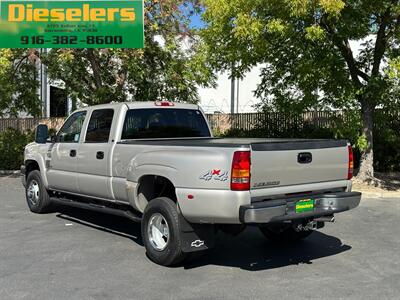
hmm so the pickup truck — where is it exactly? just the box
[21,101,361,266]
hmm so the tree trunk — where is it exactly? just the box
[86,49,103,90]
[357,100,375,180]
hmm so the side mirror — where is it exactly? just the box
[35,124,49,144]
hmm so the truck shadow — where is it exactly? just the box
[183,227,351,271]
[55,205,144,246]
[53,205,351,272]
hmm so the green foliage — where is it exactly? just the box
[356,134,368,152]
[305,25,326,41]
[266,19,287,35]
[211,127,223,137]
[0,49,41,117]
[319,0,345,17]
[202,0,400,109]
[373,111,400,171]
[202,0,391,110]
[329,110,361,145]
[0,129,34,170]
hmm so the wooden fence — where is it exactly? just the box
[0,111,351,135]
[205,111,349,134]
[0,118,65,133]
[0,111,346,133]
[0,111,353,135]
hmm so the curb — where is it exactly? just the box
[0,170,20,177]
[355,190,400,199]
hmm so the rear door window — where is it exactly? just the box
[85,109,114,143]
[121,109,211,139]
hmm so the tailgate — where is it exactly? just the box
[250,140,349,189]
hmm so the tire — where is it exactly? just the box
[141,197,186,266]
[25,170,52,214]
[259,223,313,243]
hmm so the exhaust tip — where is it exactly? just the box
[315,215,335,223]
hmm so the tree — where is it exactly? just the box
[0,49,41,117]
[201,0,400,180]
[42,0,214,106]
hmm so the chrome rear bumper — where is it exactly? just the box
[240,192,361,224]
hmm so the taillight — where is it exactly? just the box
[348,145,354,180]
[231,151,251,191]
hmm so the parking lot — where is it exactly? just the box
[1,176,399,300]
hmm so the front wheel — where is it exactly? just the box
[259,223,313,242]
[25,170,52,214]
[141,197,186,266]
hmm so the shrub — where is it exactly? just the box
[0,128,34,170]
[373,112,400,172]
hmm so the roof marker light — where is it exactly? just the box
[155,101,175,107]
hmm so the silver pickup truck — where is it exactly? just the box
[21,101,361,266]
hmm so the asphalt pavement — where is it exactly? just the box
[1,177,399,300]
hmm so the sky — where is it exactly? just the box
[189,13,205,29]
[183,2,206,29]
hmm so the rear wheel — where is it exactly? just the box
[259,223,313,242]
[25,170,52,214]
[141,197,186,266]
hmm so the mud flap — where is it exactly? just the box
[179,214,215,253]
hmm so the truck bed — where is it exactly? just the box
[119,138,348,150]
[119,138,350,189]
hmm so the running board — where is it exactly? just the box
[50,197,142,223]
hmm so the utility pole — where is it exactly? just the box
[39,48,49,118]
[236,78,240,113]
[230,76,235,114]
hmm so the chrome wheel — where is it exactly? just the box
[27,180,40,206]
[147,213,170,251]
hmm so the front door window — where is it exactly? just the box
[57,111,87,143]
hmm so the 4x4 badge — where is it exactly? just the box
[199,169,228,182]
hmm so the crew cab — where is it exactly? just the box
[21,101,361,266]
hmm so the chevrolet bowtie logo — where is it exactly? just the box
[191,240,205,248]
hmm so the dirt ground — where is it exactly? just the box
[352,172,400,195]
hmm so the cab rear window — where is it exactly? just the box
[121,109,211,140]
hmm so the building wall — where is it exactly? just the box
[198,65,265,114]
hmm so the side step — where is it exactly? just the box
[50,196,142,223]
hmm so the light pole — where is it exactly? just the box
[39,48,49,118]
[230,74,235,114]
[236,78,240,113]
